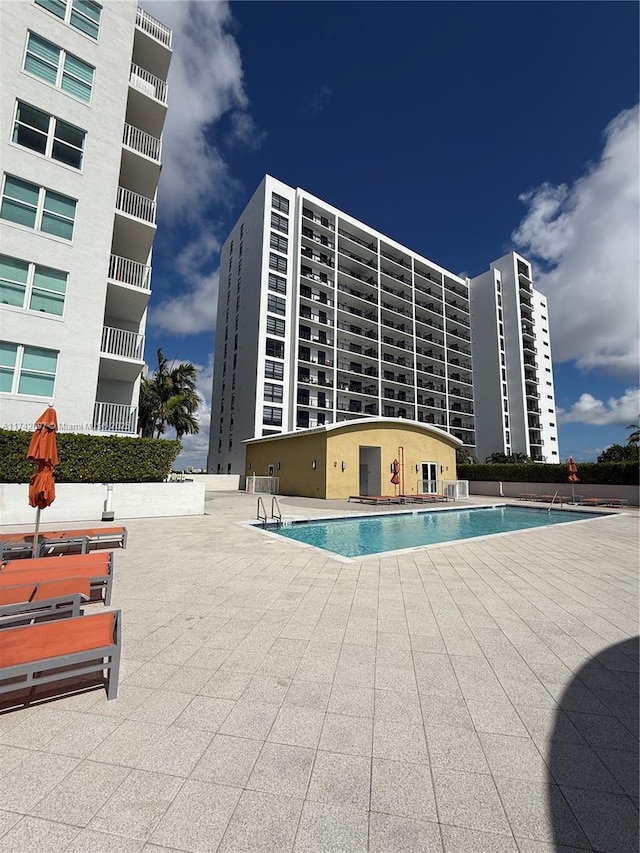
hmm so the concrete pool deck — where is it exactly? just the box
[0,492,638,852]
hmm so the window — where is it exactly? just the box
[268,273,286,294]
[269,253,287,274]
[270,233,288,253]
[13,102,85,169]
[24,33,95,102]
[264,383,283,403]
[0,342,58,396]
[263,406,282,426]
[266,338,284,359]
[266,316,285,336]
[1,175,77,240]
[265,360,284,380]
[267,294,286,316]
[270,212,288,234]
[272,192,289,214]
[0,255,67,315]
[35,0,102,39]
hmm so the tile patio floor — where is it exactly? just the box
[0,493,638,852]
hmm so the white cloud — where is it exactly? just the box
[141,0,259,336]
[558,387,639,426]
[513,104,640,377]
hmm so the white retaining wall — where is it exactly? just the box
[0,481,205,526]
[469,481,639,506]
[186,474,241,491]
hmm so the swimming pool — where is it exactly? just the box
[267,505,605,558]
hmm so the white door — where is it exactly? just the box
[421,462,438,494]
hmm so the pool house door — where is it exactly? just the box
[420,462,438,494]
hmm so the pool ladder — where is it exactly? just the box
[257,496,283,528]
[547,491,561,513]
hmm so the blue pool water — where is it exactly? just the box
[269,505,603,558]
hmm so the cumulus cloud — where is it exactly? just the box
[513,104,640,377]
[140,0,259,335]
[557,387,639,426]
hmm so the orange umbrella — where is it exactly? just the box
[391,458,400,487]
[27,406,58,556]
[567,456,579,504]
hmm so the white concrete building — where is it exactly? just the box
[469,253,559,462]
[208,175,478,473]
[0,1,171,434]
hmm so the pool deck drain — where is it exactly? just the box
[0,492,637,852]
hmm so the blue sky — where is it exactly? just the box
[142,0,639,469]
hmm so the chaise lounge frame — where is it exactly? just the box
[0,552,114,605]
[0,526,127,560]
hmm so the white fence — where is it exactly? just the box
[246,475,280,495]
[108,254,151,290]
[442,480,470,501]
[116,186,156,224]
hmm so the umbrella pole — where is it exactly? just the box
[32,506,41,558]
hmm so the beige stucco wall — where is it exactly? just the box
[245,421,458,500]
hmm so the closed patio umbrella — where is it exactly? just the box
[27,405,58,557]
[567,456,579,504]
[391,458,401,487]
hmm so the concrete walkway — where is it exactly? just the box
[0,493,638,852]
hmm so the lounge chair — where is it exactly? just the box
[0,552,114,605]
[406,494,448,504]
[0,609,121,701]
[0,578,90,626]
[603,498,629,508]
[348,495,403,505]
[0,526,127,560]
[579,497,607,507]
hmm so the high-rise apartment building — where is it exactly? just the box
[469,253,559,462]
[0,1,171,434]
[208,175,479,473]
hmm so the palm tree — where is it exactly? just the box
[138,349,201,439]
[626,422,640,445]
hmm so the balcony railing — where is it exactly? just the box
[101,325,144,360]
[108,254,151,290]
[116,186,156,224]
[136,6,173,48]
[123,122,162,161]
[130,63,168,104]
[93,402,137,434]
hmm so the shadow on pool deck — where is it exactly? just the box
[548,636,640,852]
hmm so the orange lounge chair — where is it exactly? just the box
[405,494,448,504]
[348,495,403,505]
[0,609,121,701]
[0,577,91,626]
[0,526,127,560]
[0,552,114,605]
[579,497,607,507]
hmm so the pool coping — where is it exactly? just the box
[240,501,625,563]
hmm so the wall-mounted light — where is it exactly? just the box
[277,462,281,470]
[341,461,346,471]
[248,463,252,470]
[415,465,419,473]
[440,465,444,474]
[312,460,317,469]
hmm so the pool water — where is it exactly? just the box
[269,505,603,558]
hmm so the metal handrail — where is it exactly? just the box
[271,497,282,526]
[257,497,267,528]
[548,491,561,512]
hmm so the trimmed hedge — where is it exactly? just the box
[457,462,639,486]
[0,429,181,484]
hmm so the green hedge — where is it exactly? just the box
[457,462,639,486]
[0,429,181,483]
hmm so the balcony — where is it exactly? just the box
[130,63,167,104]
[105,254,151,324]
[136,7,172,49]
[116,186,156,224]
[92,402,138,435]
[123,122,161,162]
[101,325,144,361]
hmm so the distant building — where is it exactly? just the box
[206,175,559,478]
[469,253,559,462]
[0,1,172,435]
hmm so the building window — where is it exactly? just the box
[35,0,102,40]
[265,338,284,359]
[264,383,283,403]
[24,33,95,102]
[265,360,284,380]
[268,273,286,294]
[269,253,287,274]
[13,102,85,169]
[0,342,58,396]
[263,406,282,426]
[267,294,286,316]
[266,316,285,337]
[270,212,288,234]
[269,233,288,253]
[1,175,77,240]
[272,192,289,214]
[0,255,67,315]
